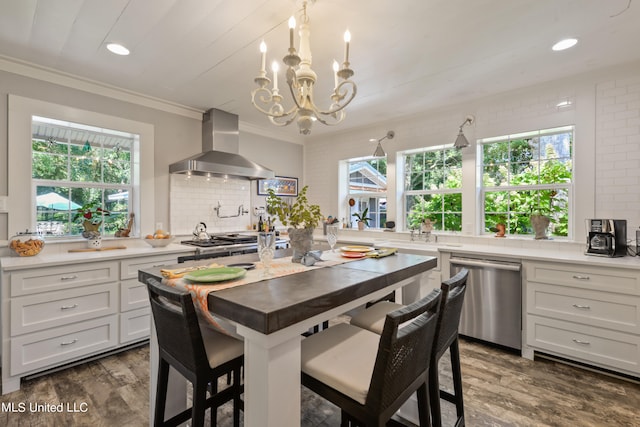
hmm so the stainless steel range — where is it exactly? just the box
[178,233,287,263]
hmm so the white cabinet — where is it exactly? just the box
[118,254,176,345]
[120,307,151,344]
[10,261,118,297]
[524,261,640,376]
[11,316,118,375]
[1,249,189,394]
[10,283,118,335]
[121,278,150,311]
[395,247,440,299]
[120,254,177,280]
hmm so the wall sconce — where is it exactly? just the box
[454,115,475,149]
[371,130,395,157]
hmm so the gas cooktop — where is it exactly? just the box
[180,234,258,248]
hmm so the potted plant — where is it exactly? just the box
[488,215,507,238]
[73,202,110,243]
[266,185,323,262]
[530,210,551,240]
[352,207,371,230]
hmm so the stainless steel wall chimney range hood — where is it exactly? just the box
[169,108,274,180]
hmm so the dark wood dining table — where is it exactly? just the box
[139,249,437,427]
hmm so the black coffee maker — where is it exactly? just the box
[585,219,627,257]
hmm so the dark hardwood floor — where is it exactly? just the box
[1,338,639,426]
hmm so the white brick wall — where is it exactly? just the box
[169,174,251,235]
[595,75,640,227]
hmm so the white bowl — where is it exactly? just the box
[144,237,174,247]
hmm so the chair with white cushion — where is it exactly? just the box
[146,277,244,427]
[349,269,469,427]
[301,288,442,426]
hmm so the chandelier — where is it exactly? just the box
[251,0,356,135]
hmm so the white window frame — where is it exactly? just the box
[344,157,387,229]
[32,116,137,238]
[8,95,154,240]
[402,144,463,232]
[477,125,574,239]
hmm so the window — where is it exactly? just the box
[32,116,137,237]
[480,126,573,237]
[346,158,387,228]
[403,146,462,231]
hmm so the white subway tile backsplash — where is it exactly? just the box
[169,174,252,235]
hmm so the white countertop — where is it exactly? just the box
[0,242,193,271]
[4,231,640,272]
[328,232,640,271]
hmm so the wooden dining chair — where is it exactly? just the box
[349,269,469,427]
[301,288,442,426]
[146,277,244,427]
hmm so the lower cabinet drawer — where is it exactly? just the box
[10,261,118,297]
[121,255,179,280]
[120,278,151,311]
[525,262,640,294]
[526,315,640,374]
[527,282,640,334]
[10,283,118,336]
[10,315,118,376]
[120,307,151,344]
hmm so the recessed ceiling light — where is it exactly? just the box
[556,100,572,108]
[552,38,578,51]
[106,43,130,56]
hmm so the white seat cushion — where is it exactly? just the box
[349,301,404,335]
[301,323,380,405]
[201,327,244,368]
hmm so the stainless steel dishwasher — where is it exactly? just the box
[450,255,522,350]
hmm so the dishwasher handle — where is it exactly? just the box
[450,257,521,272]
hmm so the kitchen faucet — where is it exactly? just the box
[213,202,249,218]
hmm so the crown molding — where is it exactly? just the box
[0,54,203,120]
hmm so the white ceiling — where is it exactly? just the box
[1,0,639,139]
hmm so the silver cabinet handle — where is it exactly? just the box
[60,304,78,310]
[572,275,590,280]
[152,264,166,267]
[572,304,591,310]
[572,338,590,345]
[60,339,78,346]
[60,275,78,280]
[449,257,521,271]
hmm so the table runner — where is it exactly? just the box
[163,250,363,335]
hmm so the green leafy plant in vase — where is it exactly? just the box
[266,185,323,262]
[73,201,110,239]
[352,207,371,230]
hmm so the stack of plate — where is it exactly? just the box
[339,245,375,258]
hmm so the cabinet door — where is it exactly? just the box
[10,283,117,336]
[10,261,118,297]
